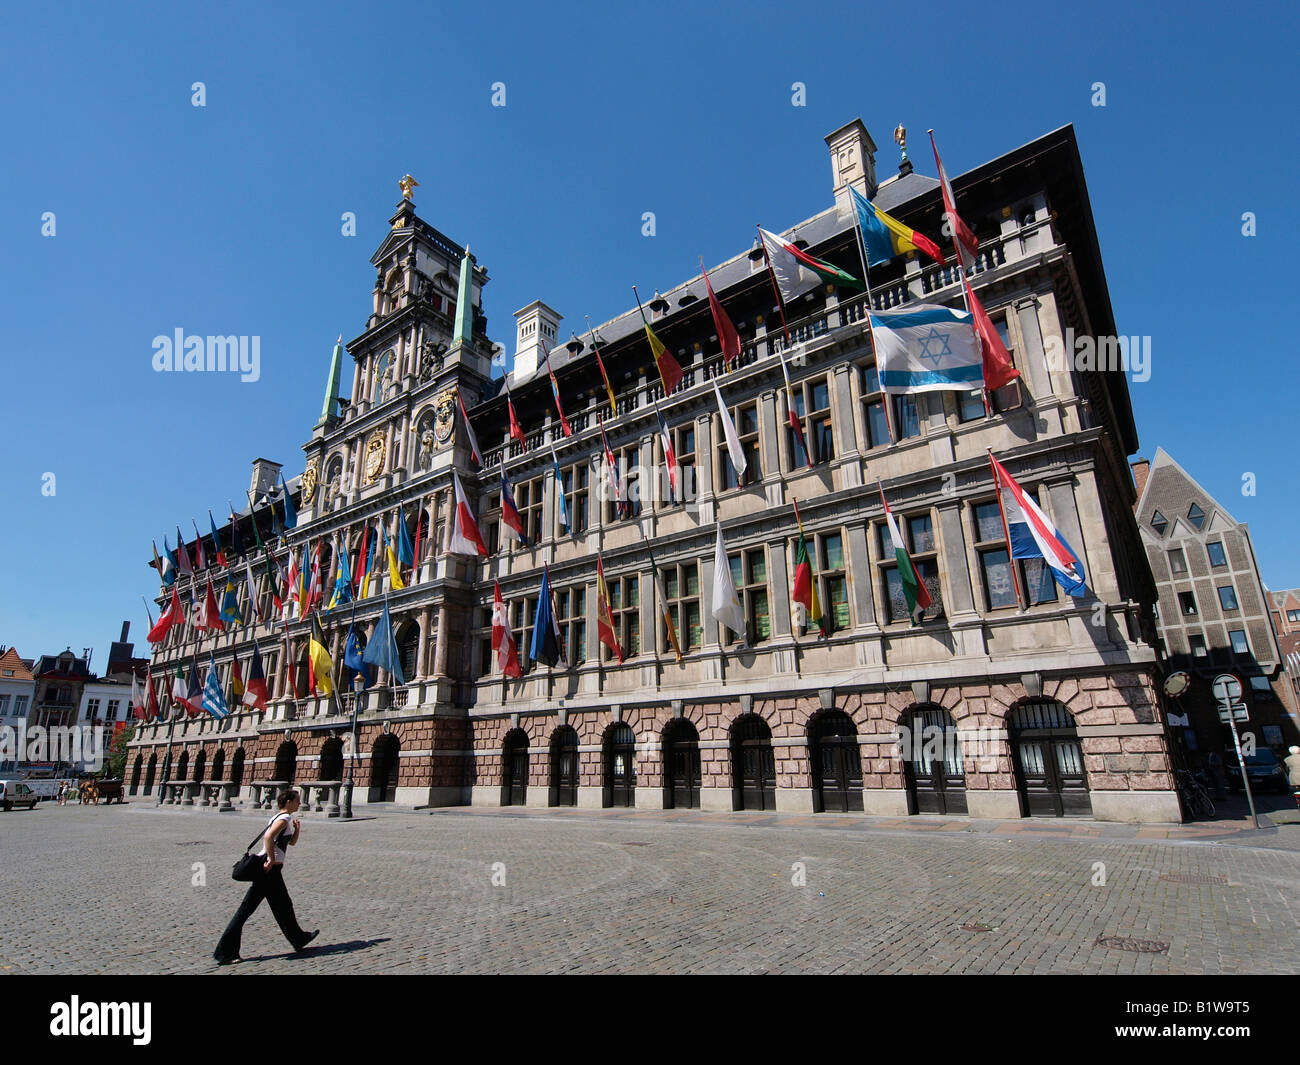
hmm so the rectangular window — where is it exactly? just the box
[674,424,696,506]
[789,377,833,467]
[1169,548,1187,575]
[0,694,8,714]
[719,402,761,489]
[878,517,942,623]
[106,700,119,722]
[1289,609,1300,624]
[1218,585,1239,610]
[12,695,26,717]
[556,586,586,665]
[521,477,545,545]
[1179,591,1198,616]
[973,502,1016,610]
[1207,542,1227,567]
[893,394,921,440]
[664,561,701,653]
[726,548,769,644]
[1229,629,1249,655]
[989,314,1022,412]
[86,697,100,720]
[1189,634,1207,657]
[958,389,986,423]
[607,575,640,660]
[562,464,590,534]
[484,491,501,556]
[859,363,890,449]
[792,532,849,635]
[604,446,642,523]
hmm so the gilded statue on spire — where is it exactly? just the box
[893,125,909,166]
[399,174,419,200]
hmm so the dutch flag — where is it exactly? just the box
[990,451,1088,597]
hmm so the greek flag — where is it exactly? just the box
[870,303,982,393]
[201,654,229,718]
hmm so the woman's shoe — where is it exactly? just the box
[215,955,242,966]
[294,930,319,952]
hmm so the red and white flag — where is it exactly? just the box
[702,260,741,369]
[201,575,225,632]
[131,671,148,720]
[504,381,528,451]
[449,470,489,556]
[147,586,183,643]
[963,278,1020,392]
[457,386,483,467]
[492,581,522,678]
[929,131,979,273]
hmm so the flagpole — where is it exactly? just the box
[756,225,794,348]
[585,314,617,417]
[987,449,1025,609]
[700,257,734,373]
[140,595,155,630]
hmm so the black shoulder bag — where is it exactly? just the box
[232,816,282,882]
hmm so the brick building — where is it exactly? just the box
[129,118,1179,823]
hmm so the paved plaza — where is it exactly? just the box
[1,801,1298,975]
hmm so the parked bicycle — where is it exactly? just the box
[1175,769,1215,820]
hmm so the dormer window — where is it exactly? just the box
[1187,503,1205,531]
[1150,510,1168,536]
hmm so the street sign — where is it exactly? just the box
[1211,674,1242,704]
[1217,702,1249,723]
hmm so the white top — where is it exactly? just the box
[254,813,294,864]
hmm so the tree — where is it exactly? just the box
[106,724,136,779]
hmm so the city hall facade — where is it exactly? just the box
[128,118,1179,823]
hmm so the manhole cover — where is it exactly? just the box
[623,842,652,847]
[1095,934,1169,954]
[961,923,995,932]
[1159,872,1227,885]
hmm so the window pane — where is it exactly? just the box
[959,390,985,422]
[684,563,699,596]
[1208,542,1226,567]
[1023,558,1058,605]
[812,381,829,410]
[981,549,1017,609]
[747,551,766,585]
[908,515,934,553]
[1229,629,1248,654]
[994,318,1011,349]
[862,364,880,394]
[627,615,640,655]
[1218,586,1239,610]
[740,406,759,435]
[1169,548,1186,574]
[829,576,849,629]
[627,577,639,607]
[682,427,694,453]
[752,591,770,640]
[686,602,701,650]
[866,400,888,447]
[975,502,1004,543]
[824,533,844,571]
[895,395,920,438]
[884,567,907,623]
[729,556,742,589]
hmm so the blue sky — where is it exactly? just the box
[0,0,1295,664]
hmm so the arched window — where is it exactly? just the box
[1008,700,1091,817]
[900,705,966,815]
[274,741,298,784]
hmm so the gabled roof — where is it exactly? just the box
[0,648,33,681]
[1135,446,1241,531]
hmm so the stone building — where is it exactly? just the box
[1132,448,1300,758]
[129,118,1178,823]
[0,647,35,773]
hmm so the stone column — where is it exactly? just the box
[1015,296,1053,399]
[434,606,450,678]
[417,607,431,680]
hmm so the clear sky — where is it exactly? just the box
[1,0,1295,665]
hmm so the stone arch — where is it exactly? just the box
[1006,699,1091,818]
[806,709,863,813]
[729,712,775,811]
[501,728,529,806]
[548,725,579,807]
[129,754,143,795]
[661,717,701,809]
[368,733,400,802]
[601,721,637,808]
[144,753,157,795]
[320,737,344,781]
[274,740,298,784]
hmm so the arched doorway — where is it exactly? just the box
[548,726,578,807]
[274,741,297,784]
[230,748,245,790]
[129,754,143,795]
[901,706,967,815]
[211,749,225,783]
[1009,700,1092,817]
[501,730,529,806]
[144,753,157,795]
[368,734,400,802]
[731,714,776,811]
[397,623,419,684]
[809,711,863,813]
[176,751,189,783]
[603,723,636,808]
[320,737,344,781]
[193,749,206,783]
[662,718,701,810]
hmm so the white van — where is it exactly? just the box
[0,780,40,811]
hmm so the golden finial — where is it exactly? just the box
[399,174,419,200]
[893,125,909,166]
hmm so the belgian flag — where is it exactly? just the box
[308,615,334,696]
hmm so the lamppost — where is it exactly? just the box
[157,704,178,805]
[341,674,362,819]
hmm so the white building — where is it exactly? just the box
[0,647,35,773]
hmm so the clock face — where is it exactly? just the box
[363,432,386,484]
[300,464,318,501]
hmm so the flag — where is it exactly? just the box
[191,518,208,570]
[500,469,527,546]
[655,406,678,503]
[171,661,188,713]
[759,226,860,302]
[457,386,483,467]
[271,503,285,541]
[637,303,683,395]
[396,504,415,566]
[649,550,682,662]
[219,580,242,626]
[551,448,571,535]
[870,303,983,393]
[383,523,405,591]
[131,672,148,721]
[328,535,353,609]
[175,527,193,575]
[505,383,528,451]
[989,452,1089,597]
[598,416,626,519]
[343,617,371,689]
[156,538,176,586]
[880,484,933,623]
[353,523,370,592]
[411,503,423,583]
[231,657,246,702]
[228,505,244,559]
[701,260,741,369]
[849,186,945,268]
[929,131,979,273]
[209,511,228,566]
[492,580,523,678]
[360,521,382,598]
[361,597,405,686]
[183,658,203,716]
[146,670,161,721]
[147,585,183,643]
[202,655,229,718]
[595,553,623,664]
[305,541,322,614]
[712,523,746,642]
[778,350,811,467]
[308,615,335,696]
[713,383,747,482]
[243,642,269,710]
[243,556,263,622]
[286,547,302,615]
[201,576,225,632]
[791,504,826,635]
[529,565,564,668]
[963,278,1020,392]
[543,342,573,437]
[281,475,297,530]
[593,339,617,415]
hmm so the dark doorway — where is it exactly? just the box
[549,726,578,807]
[368,734,400,802]
[902,706,968,815]
[809,711,863,813]
[663,718,701,810]
[144,754,157,795]
[731,714,776,811]
[274,741,298,784]
[211,749,225,784]
[129,755,142,795]
[320,737,344,781]
[1009,700,1092,817]
[603,723,637,807]
[230,748,245,789]
[176,751,189,782]
[501,730,529,806]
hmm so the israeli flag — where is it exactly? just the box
[870,304,982,393]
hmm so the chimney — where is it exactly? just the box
[1130,457,1151,504]
[250,457,283,500]
[825,118,878,213]
[119,621,130,642]
[512,300,563,380]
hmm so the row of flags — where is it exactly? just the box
[484,454,1088,682]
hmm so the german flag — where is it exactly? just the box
[308,615,334,696]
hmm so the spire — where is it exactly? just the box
[318,335,343,427]
[452,245,474,347]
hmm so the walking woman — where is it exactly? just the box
[214,789,319,964]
